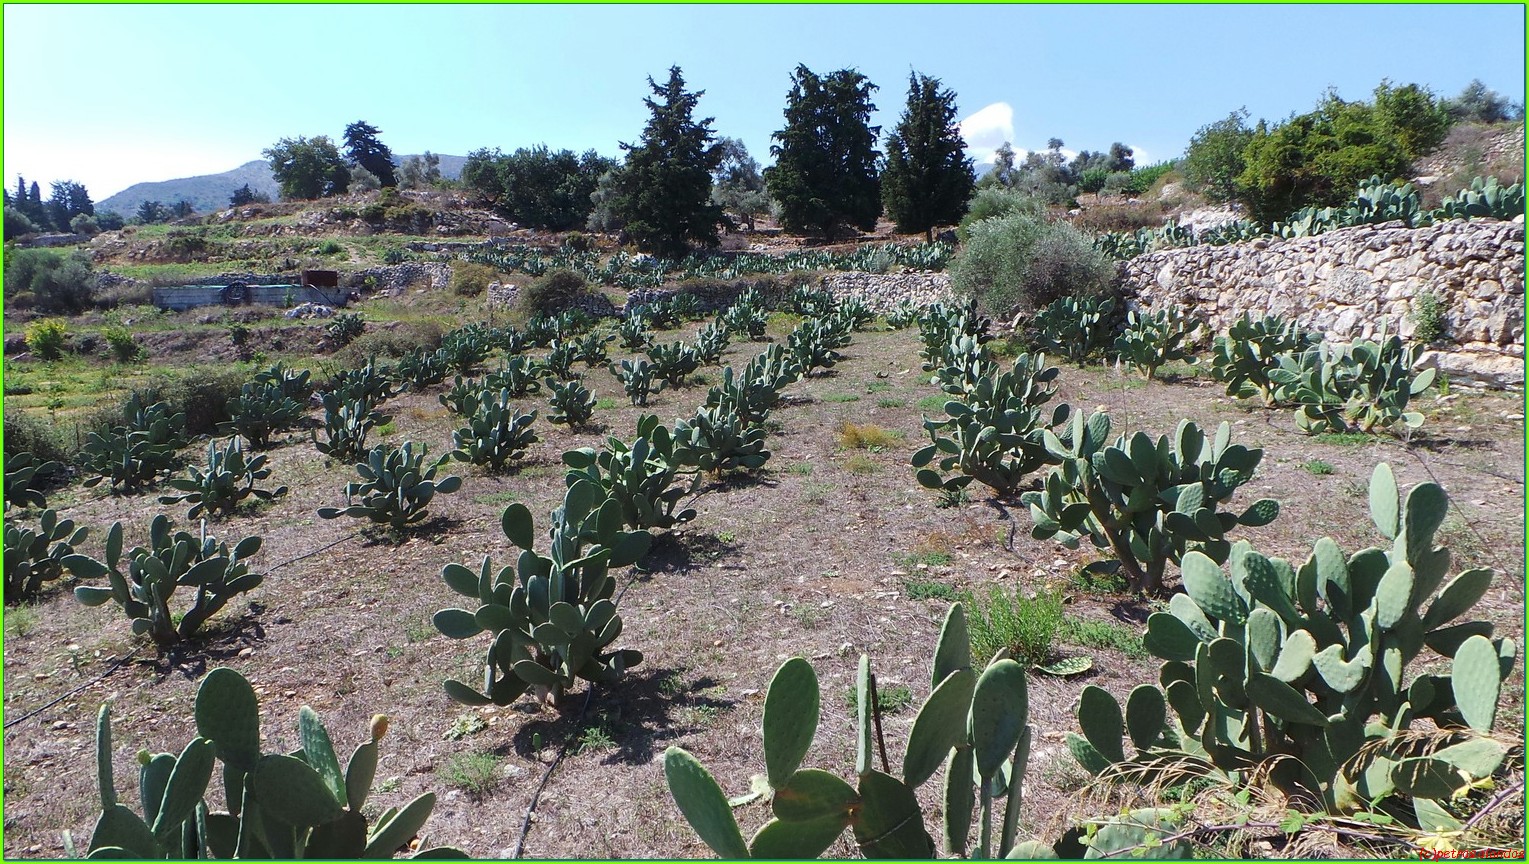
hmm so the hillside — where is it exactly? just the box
[96,154,468,217]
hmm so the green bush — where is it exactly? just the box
[133,367,250,436]
[515,267,592,320]
[956,186,1043,240]
[451,261,499,297]
[950,213,1113,318]
[961,584,1065,667]
[102,325,143,362]
[5,248,97,314]
[4,410,71,464]
[332,321,444,365]
[24,319,69,360]
[1411,291,1446,343]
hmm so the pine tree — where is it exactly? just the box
[881,72,974,240]
[611,66,723,258]
[765,65,881,239]
[343,121,397,187]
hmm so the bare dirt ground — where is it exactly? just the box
[3,320,1524,858]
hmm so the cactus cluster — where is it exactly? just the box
[1268,330,1436,434]
[71,517,263,645]
[4,451,61,510]
[1113,307,1204,380]
[328,360,396,410]
[542,340,582,381]
[490,324,528,356]
[159,437,289,520]
[4,508,88,602]
[563,415,698,531]
[720,296,768,341]
[914,350,1069,500]
[1028,295,1117,364]
[786,317,849,377]
[1068,464,1515,825]
[318,442,462,530]
[647,341,702,387]
[314,392,390,462]
[885,299,923,330]
[449,392,539,471]
[439,375,483,418]
[693,321,730,366]
[484,355,544,398]
[393,347,452,388]
[674,402,770,475]
[80,394,187,491]
[610,358,659,407]
[324,311,366,346]
[1210,313,1321,405]
[618,315,652,351]
[84,668,463,858]
[664,604,1189,860]
[252,362,315,403]
[1022,412,1280,594]
[438,323,493,373]
[220,381,307,450]
[1433,176,1525,221]
[546,378,597,428]
[434,480,652,706]
[918,300,994,372]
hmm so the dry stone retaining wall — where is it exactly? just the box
[1116,219,1525,388]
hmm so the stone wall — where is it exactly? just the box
[817,272,956,312]
[348,263,453,294]
[1117,218,1525,388]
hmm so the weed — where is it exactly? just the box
[1340,477,1368,498]
[1065,566,1130,595]
[936,487,972,508]
[375,420,397,438]
[1301,459,1335,476]
[822,393,860,404]
[786,462,814,476]
[658,673,686,698]
[839,421,902,451]
[791,604,826,628]
[443,712,488,741]
[1062,618,1148,659]
[715,531,736,544]
[1411,291,1446,343]
[962,585,1064,666]
[866,381,894,394]
[1313,432,1373,446]
[473,490,520,506]
[404,617,435,644]
[845,453,879,474]
[902,577,959,601]
[916,394,946,413]
[6,605,39,638]
[595,397,621,410]
[844,683,914,715]
[803,482,834,503]
[576,719,617,754]
[685,704,723,726]
[440,752,502,796]
[876,398,906,409]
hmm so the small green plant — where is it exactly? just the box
[876,397,906,409]
[24,319,68,360]
[318,442,463,530]
[70,517,263,646]
[839,422,898,450]
[1410,291,1446,344]
[102,325,144,362]
[961,584,1064,667]
[440,751,502,796]
[326,312,366,346]
[844,682,914,715]
[902,577,959,601]
[1301,459,1335,476]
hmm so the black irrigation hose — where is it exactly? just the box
[2,531,362,732]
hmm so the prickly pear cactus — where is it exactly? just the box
[449,392,538,471]
[546,378,596,428]
[1066,463,1516,823]
[1210,313,1320,405]
[434,480,652,706]
[159,437,288,520]
[4,508,88,602]
[1022,411,1279,594]
[4,451,61,511]
[1112,307,1204,381]
[562,415,698,531]
[317,442,462,530]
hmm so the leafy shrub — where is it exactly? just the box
[4,410,71,464]
[950,213,1112,318]
[4,248,97,313]
[516,268,592,320]
[102,325,143,362]
[1411,291,1446,343]
[333,320,445,365]
[962,585,1064,666]
[24,318,68,360]
[451,261,499,297]
[957,187,1046,239]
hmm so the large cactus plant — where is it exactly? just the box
[914,353,1069,499]
[80,394,187,492]
[1022,411,1280,594]
[648,341,702,387]
[618,314,652,351]
[1210,313,1321,405]
[83,668,463,858]
[4,451,61,511]
[562,415,699,531]
[664,604,1189,860]
[1269,331,1436,434]
[1028,295,1117,364]
[433,480,652,707]
[314,393,390,462]
[674,403,770,475]
[1066,464,1516,826]
[484,355,544,398]
[318,442,462,530]
[4,509,88,603]
[611,358,660,407]
[694,321,731,366]
[219,381,306,450]
[159,437,289,520]
[70,517,263,646]
[1112,307,1204,381]
[546,378,596,428]
[328,360,396,411]
[449,392,538,471]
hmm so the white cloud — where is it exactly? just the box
[959,102,1014,165]
[1128,144,1153,166]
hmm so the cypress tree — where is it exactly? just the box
[764,65,882,240]
[881,72,975,240]
[611,66,723,258]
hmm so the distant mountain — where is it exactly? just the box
[96,154,468,217]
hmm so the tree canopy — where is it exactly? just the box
[765,65,882,239]
[343,121,398,187]
[264,136,351,200]
[880,72,974,239]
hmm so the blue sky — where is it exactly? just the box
[4,4,1525,203]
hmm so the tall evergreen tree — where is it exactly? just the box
[610,66,723,257]
[46,180,93,233]
[765,65,882,239]
[343,121,397,187]
[881,72,974,240]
